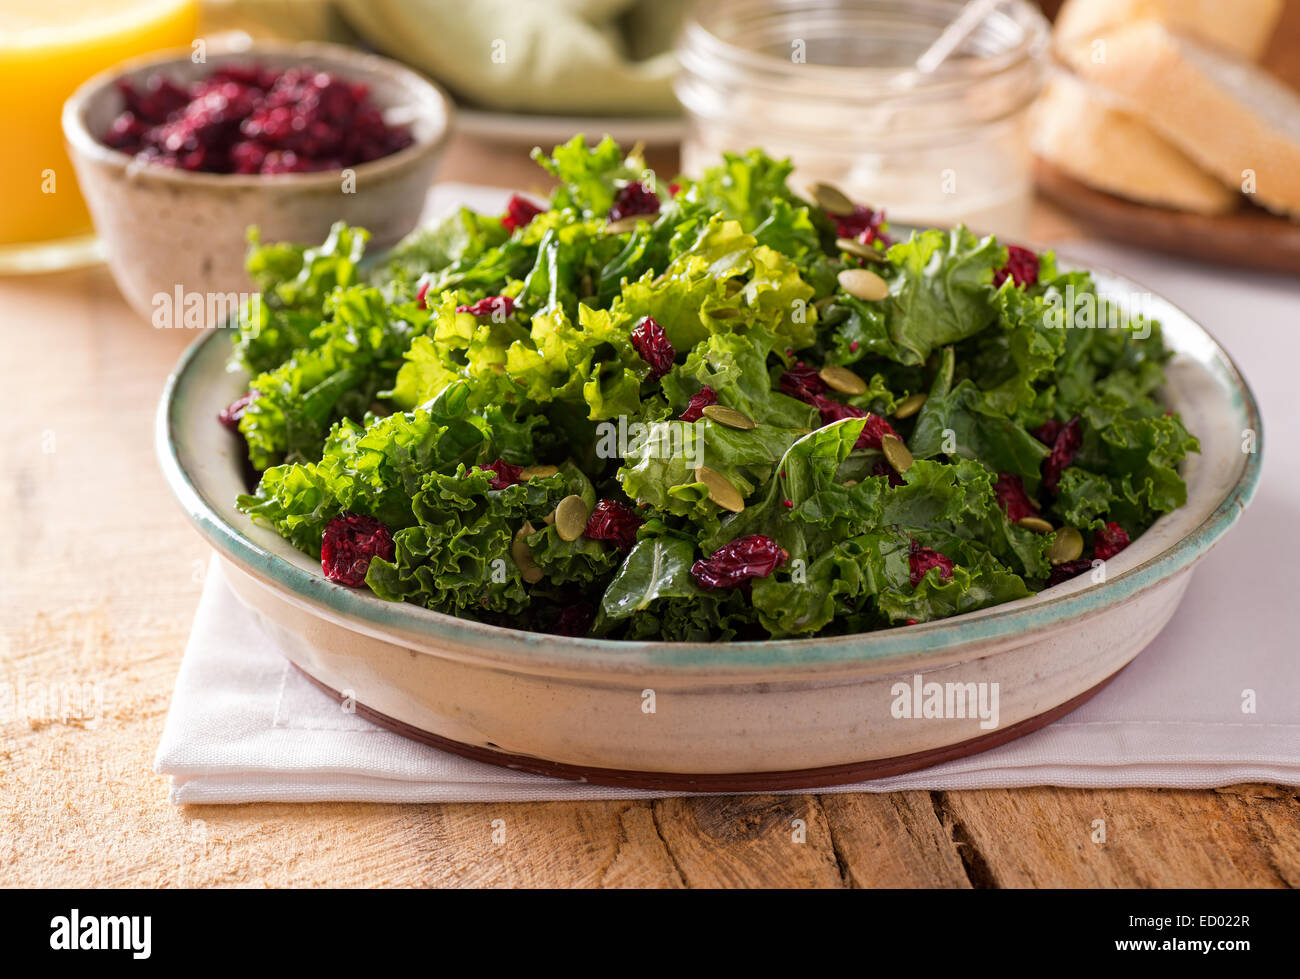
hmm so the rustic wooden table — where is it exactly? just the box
[2,134,1296,889]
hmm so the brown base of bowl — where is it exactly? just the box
[297,666,1124,793]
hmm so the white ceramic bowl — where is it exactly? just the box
[157,264,1262,790]
[63,42,453,322]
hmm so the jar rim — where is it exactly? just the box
[679,0,1050,100]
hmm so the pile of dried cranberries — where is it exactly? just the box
[102,64,413,174]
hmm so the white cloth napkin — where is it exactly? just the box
[154,186,1300,804]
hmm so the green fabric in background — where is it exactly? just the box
[202,0,688,115]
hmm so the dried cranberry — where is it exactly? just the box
[502,194,544,233]
[415,279,432,309]
[1046,558,1092,587]
[584,500,642,550]
[779,362,828,402]
[691,535,789,591]
[630,316,675,380]
[679,386,718,422]
[856,412,899,451]
[1041,415,1082,494]
[229,139,268,174]
[909,540,955,588]
[479,458,523,490]
[667,182,682,196]
[994,473,1039,522]
[808,396,897,450]
[321,512,395,587]
[456,296,516,317]
[994,245,1040,288]
[103,112,148,151]
[116,75,189,125]
[1093,522,1131,561]
[811,394,862,424]
[1032,418,1063,446]
[872,458,905,487]
[553,603,595,637]
[218,391,257,431]
[101,63,411,173]
[834,205,893,247]
[608,183,660,222]
[260,149,315,174]
[209,64,279,91]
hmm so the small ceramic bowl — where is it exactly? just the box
[157,262,1262,791]
[63,42,453,322]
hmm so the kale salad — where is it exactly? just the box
[224,137,1198,642]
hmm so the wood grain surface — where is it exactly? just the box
[1,133,1296,889]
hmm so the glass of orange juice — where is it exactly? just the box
[0,0,198,273]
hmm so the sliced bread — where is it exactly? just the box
[1032,73,1238,214]
[1053,0,1283,62]
[1060,19,1300,219]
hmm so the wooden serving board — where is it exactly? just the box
[1036,160,1300,275]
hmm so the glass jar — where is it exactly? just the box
[676,0,1049,237]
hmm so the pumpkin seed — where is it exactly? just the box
[701,404,755,430]
[555,494,590,542]
[881,434,913,473]
[808,180,855,217]
[695,465,745,513]
[604,216,642,235]
[1017,516,1055,534]
[520,464,559,480]
[835,237,887,263]
[894,392,927,419]
[842,479,859,487]
[1048,526,1084,564]
[512,522,544,583]
[818,365,867,395]
[709,307,744,319]
[838,267,889,302]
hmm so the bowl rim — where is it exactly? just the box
[62,40,456,189]
[156,258,1264,675]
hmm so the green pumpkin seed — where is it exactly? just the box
[701,404,756,430]
[555,494,591,542]
[808,180,855,217]
[1048,526,1084,565]
[881,434,913,474]
[709,307,744,319]
[838,267,889,302]
[835,237,887,263]
[512,522,544,583]
[893,392,927,419]
[1017,516,1055,534]
[818,365,867,395]
[695,466,745,513]
[520,464,559,480]
[604,216,642,235]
